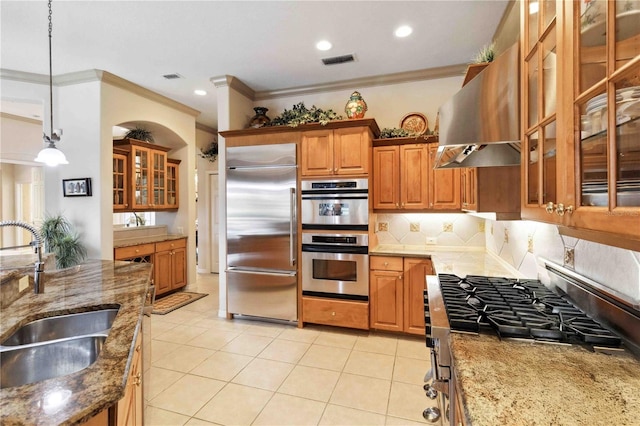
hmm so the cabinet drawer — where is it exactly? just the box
[370,256,403,271]
[115,243,155,260]
[302,297,369,330]
[155,238,186,252]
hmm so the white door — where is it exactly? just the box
[210,173,220,273]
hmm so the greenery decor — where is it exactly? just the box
[379,127,413,139]
[472,42,496,64]
[199,140,219,162]
[125,127,154,142]
[40,213,87,269]
[266,102,343,127]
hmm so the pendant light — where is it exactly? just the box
[34,0,68,166]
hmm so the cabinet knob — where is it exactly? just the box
[383,261,389,266]
[399,275,403,280]
[135,345,141,353]
[331,311,336,316]
[545,202,555,214]
[134,372,142,386]
[135,249,140,253]
[395,203,399,208]
[556,203,574,216]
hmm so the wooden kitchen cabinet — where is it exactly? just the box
[166,159,180,208]
[113,150,129,210]
[116,330,143,426]
[369,256,433,335]
[302,296,369,330]
[372,139,460,211]
[521,0,640,246]
[301,126,372,177]
[461,166,521,219]
[154,238,187,296]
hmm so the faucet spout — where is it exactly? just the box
[0,220,45,294]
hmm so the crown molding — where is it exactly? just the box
[196,122,218,134]
[0,112,42,125]
[0,69,49,85]
[253,63,468,100]
[211,75,255,100]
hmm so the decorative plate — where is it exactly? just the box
[400,112,428,135]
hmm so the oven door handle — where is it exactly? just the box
[301,244,368,254]
[290,187,296,267]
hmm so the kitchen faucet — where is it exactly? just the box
[0,220,45,294]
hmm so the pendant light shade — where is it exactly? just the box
[35,0,67,167]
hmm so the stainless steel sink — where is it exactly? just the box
[0,335,106,389]
[1,308,119,346]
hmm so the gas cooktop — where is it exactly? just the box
[435,274,622,348]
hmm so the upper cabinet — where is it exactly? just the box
[301,126,372,177]
[372,138,460,211]
[521,0,640,246]
[113,138,180,211]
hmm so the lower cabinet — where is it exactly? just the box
[116,331,143,426]
[302,296,369,330]
[369,256,433,335]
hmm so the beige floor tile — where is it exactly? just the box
[344,350,395,380]
[386,415,431,425]
[396,336,430,360]
[387,381,432,423]
[330,373,391,415]
[145,405,190,425]
[150,374,225,416]
[231,358,294,391]
[315,331,359,349]
[353,334,398,356]
[184,417,219,426]
[242,322,286,337]
[219,333,273,356]
[194,383,272,426]
[252,393,325,426]
[154,324,209,345]
[153,345,215,373]
[147,366,184,400]
[159,308,207,326]
[181,295,214,313]
[278,327,320,343]
[298,344,351,371]
[151,339,182,362]
[190,351,253,381]
[186,329,240,350]
[151,319,179,336]
[393,356,430,385]
[278,365,340,402]
[258,338,311,363]
[319,404,387,426]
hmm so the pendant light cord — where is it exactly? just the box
[48,0,54,140]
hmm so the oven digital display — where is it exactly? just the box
[312,259,357,281]
[319,203,349,216]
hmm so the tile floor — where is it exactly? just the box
[147,273,436,425]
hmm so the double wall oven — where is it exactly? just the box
[301,179,369,301]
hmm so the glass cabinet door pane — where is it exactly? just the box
[543,121,557,204]
[543,0,556,28]
[579,0,607,92]
[527,130,540,204]
[528,52,539,128]
[615,0,640,69]
[528,1,540,52]
[542,26,557,118]
[616,78,640,207]
[580,93,609,207]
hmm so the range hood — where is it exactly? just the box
[434,42,521,169]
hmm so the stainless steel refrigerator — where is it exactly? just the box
[226,143,298,321]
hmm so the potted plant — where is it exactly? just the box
[40,213,87,270]
[463,42,496,86]
[199,140,219,162]
[124,127,154,143]
[267,102,343,127]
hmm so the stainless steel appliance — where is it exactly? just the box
[301,179,368,230]
[301,233,368,300]
[422,264,640,425]
[226,143,298,321]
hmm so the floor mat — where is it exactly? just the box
[152,291,208,315]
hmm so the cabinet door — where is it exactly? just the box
[154,250,172,295]
[333,127,369,175]
[117,332,142,426]
[130,146,151,209]
[400,144,430,209]
[369,270,403,332]
[428,144,461,210]
[166,162,179,209]
[151,151,166,208]
[403,258,433,335]
[461,168,477,211]
[171,246,187,290]
[301,130,334,176]
[373,146,400,209]
[113,153,128,210]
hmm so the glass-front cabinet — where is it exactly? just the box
[522,0,640,244]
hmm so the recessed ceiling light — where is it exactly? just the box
[316,40,332,51]
[395,25,413,38]
[194,89,207,96]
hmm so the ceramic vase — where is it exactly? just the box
[249,107,271,128]
[345,91,367,119]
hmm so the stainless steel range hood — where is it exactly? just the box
[434,42,521,169]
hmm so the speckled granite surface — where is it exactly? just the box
[113,233,186,248]
[0,259,151,425]
[450,333,640,426]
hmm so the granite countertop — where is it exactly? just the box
[450,333,640,426]
[113,233,186,248]
[0,259,152,425]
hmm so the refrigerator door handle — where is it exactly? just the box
[226,267,296,277]
[290,187,296,267]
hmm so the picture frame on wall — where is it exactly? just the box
[63,178,92,197]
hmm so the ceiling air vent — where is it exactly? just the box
[322,54,355,66]
[162,73,183,80]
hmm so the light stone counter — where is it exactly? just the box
[450,333,640,426]
[0,259,151,425]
